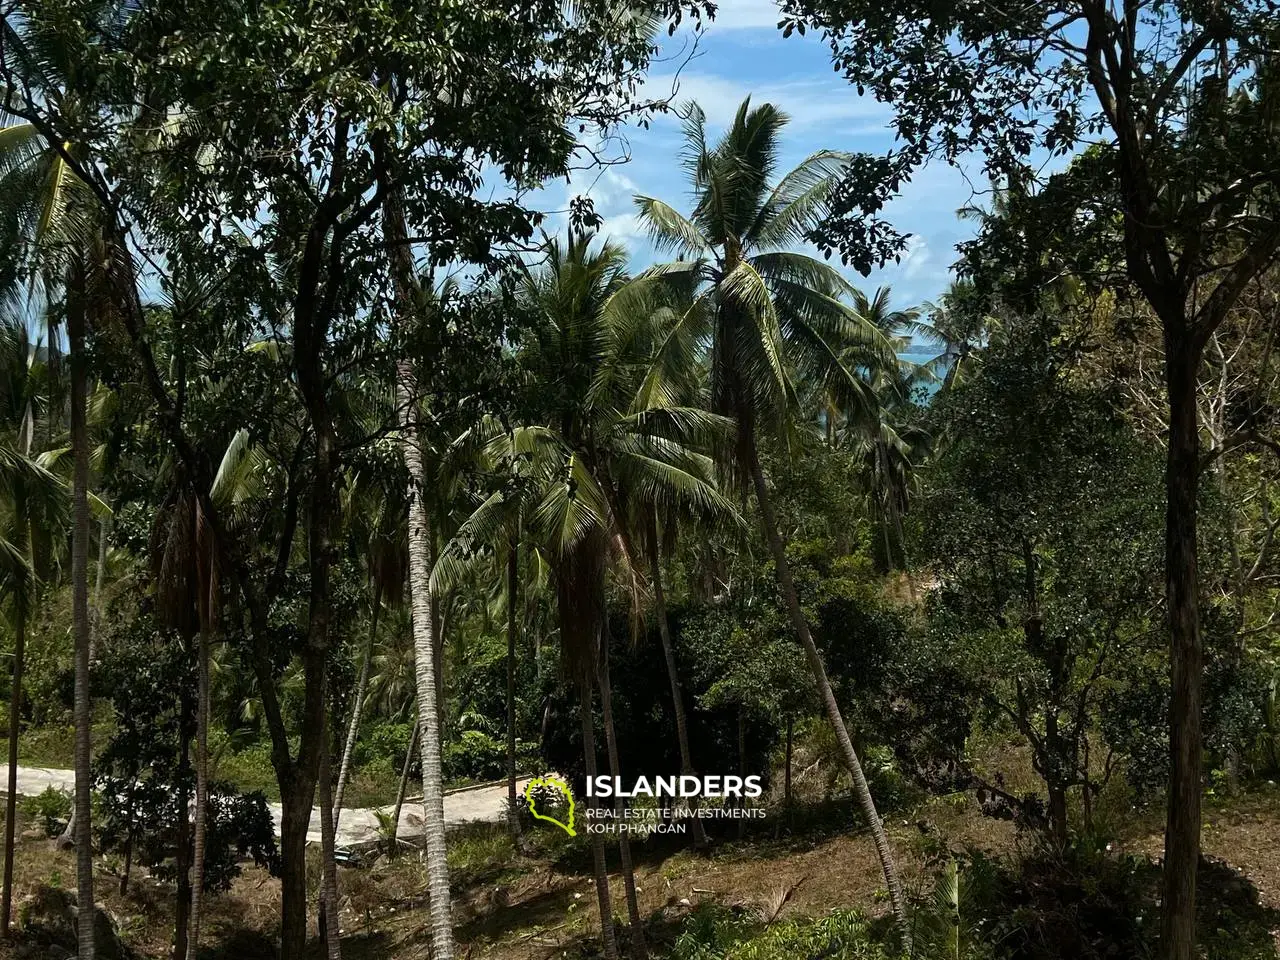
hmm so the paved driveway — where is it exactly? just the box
[0,764,531,847]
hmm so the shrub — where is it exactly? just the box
[20,786,72,837]
[443,728,506,783]
[215,742,278,799]
[671,904,894,960]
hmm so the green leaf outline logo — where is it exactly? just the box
[524,775,576,836]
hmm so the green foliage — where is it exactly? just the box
[443,729,508,784]
[354,720,416,772]
[19,785,71,837]
[917,845,1280,960]
[213,742,279,800]
[670,904,895,960]
[914,315,1165,826]
[96,776,278,891]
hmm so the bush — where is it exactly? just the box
[671,904,895,960]
[354,719,416,771]
[215,742,278,799]
[935,844,1280,960]
[443,728,506,783]
[345,756,399,808]
[20,786,72,837]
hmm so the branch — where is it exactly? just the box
[1193,224,1280,350]
[1149,31,1214,122]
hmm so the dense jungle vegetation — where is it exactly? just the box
[0,1,1278,959]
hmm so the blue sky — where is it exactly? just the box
[546,0,990,315]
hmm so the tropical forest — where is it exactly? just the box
[0,1,1277,959]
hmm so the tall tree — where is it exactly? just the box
[68,255,96,959]
[643,509,708,848]
[636,98,910,946]
[779,4,1280,952]
[1,4,711,955]
[398,359,454,958]
[0,322,67,936]
[441,231,737,956]
[0,70,104,956]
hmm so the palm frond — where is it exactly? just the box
[634,196,711,256]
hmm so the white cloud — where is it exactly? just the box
[581,168,639,213]
[642,71,889,133]
[596,212,650,250]
[899,235,931,280]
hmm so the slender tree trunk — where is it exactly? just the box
[644,512,707,849]
[879,492,895,575]
[389,715,419,855]
[784,717,793,809]
[186,626,210,960]
[1047,782,1068,850]
[737,708,747,841]
[69,282,96,960]
[743,430,910,950]
[1161,341,1203,960]
[174,695,192,960]
[580,684,619,960]
[429,529,446,740]
[119,824,133,897]
[2,609,26,936]
[399,361,454,960]
[1082,736,1094,835]
[505,543,522,844]
[378,149,453,955]
[334,587,381,825]
[318,718,342,960]
[596,660,645,958]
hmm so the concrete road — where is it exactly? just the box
[0,764,532,848]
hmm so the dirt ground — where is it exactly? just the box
[0,785,1276,959]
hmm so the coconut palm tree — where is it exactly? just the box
[817,287,934,577]
[635,97,911,946]
[0,76,103,954]
[332,448,408,822]
[0,319,69,935]
[377,170,455,959]
[918,280,990,392]
[441,230,736,958]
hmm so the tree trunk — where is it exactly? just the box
[1047,782,1068,850]
[318,718,342,960]
[399,361,454,960]
[1161,340,1203,960]
[174,691,192,960]
[119,824,133,897]
[389,714,419,854]
[784,716,793,809]
[186,626,210,960]
[334,587,381,826]
[645,512,707,848]
[429,528,446,740]
[737,708,747,840]
[277,788,309,960]
[1,608,26,935]
[743,430,910,951]
[596,660,645,958]
[69,282,96,960]
[580,685,619,960]
[506,542,522,844]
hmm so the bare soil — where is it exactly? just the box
[0,785,1276,959]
